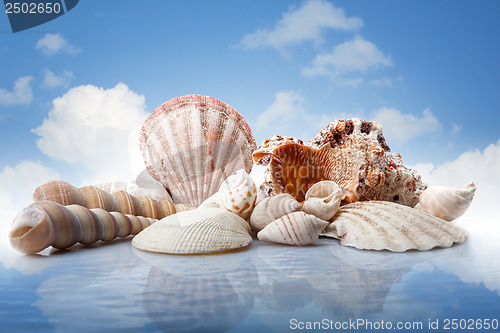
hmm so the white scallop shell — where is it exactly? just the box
[249,193,301,232]
[257,211,329,246]
[132,208,252,254]
[324,201,468,252]
[302,181,342,221]
[200,169,257,220]
[140,95,257,208]
[414,182,476,221]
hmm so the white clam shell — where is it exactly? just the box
[132,208,252,254]
[249,193,301,232]
[140,95,256,208]
[324,201,468,252]
[414,182,476,221]
[200,169,257,220]
[257,211,329,246]
[302,181,342,221]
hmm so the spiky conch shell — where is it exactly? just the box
[414,182,476,221]
[257,211,329,246]
[9,201,157,254]
[139,94,257,208]
[132,208,252,254]
[321,201,468,252]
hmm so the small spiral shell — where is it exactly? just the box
[9,201,157,254]
[33,180,180,220]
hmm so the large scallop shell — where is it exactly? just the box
[323,201,468,252]
[132,208,252,254]
[257,211,329,246]
[414,182,476,221]
[302,180,342,221]
[140,95,257,208]
[249,193,301,232]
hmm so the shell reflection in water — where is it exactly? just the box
[132,208,252,254]
[302,180,342,221]
[414,182,476,221]
[257,211,329,246]
[325,201,468,252]
[249,193,301,232]
[141,248,258,333]
[139,94,257,208]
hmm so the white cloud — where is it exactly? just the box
[257,91,305,132]
[42,69,74,88]
[239,0,362,50]
[32,83,148,184]
[301,35,392,78]
[0,160,60,262]
[370,107,442,144]
[0,76,34,106]
[371,76,403,87]
[409,140,500,294]
[35,33,80,56]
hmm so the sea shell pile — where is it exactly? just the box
[9,94,476,255]
[253,119,426,207]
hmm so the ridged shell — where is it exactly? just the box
[302,181,342,221]
[139,94,257,208]
[257,211,329,246]
[249,193,301,232]
[132,208,252,254]
[414,182,476,221]
[33,180,176,220]
[9,201,157,254]
[324,201,468,252]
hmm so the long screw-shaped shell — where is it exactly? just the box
[33,180,182,219]
[9,201,157,254]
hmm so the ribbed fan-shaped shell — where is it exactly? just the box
[140,95,257,208]
[325,201,468,252]
[257,211,329,246]
[132,208,252,254]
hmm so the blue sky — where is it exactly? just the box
[1,0,499,229]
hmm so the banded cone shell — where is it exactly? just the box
[302,181,342,221]
[132,208,252,254]
[325,201,468,252]
[414,182,476,221]
[139,94,257,208]
[249,193,301,232]
[257,211,329,246]
[33,180,176,220]
[9,201,157,254]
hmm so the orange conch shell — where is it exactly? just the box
[253,143,362,203]
[254,118,426,206]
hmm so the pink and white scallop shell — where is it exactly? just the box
[140,95,256,208]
